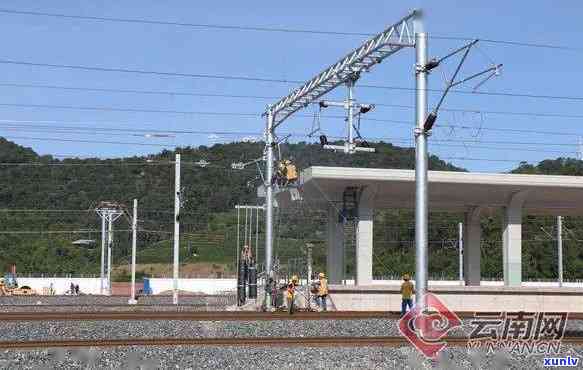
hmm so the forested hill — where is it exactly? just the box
[2,138,582,280]
[0,140,462,213]
[0,138,461,275]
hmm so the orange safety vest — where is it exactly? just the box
[285,163,298,181]
[318,278,328,296]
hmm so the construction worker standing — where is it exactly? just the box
[400,273,415,317]
[317,272,328,311]
[286,275,299,314]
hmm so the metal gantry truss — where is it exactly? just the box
[95,201,126,295]
[260,10,421,309]
[269,10,419,128]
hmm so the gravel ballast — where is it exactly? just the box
[0,345,582,369]
[1,318,582,342]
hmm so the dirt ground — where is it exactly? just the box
[112,262,234,278]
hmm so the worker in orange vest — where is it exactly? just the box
[400,273,415,317]
[317,272,329,311]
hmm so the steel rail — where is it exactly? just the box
[0,311,391,321]
[1,336,583,349]
[1,311,583,321]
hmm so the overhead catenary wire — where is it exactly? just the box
[1,81,582,120]
[0,134,578,156]
[2,107,583,140]
[0,122,580,150]
[0,58,581,102]
[0,7,578,51]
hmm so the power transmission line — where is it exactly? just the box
[2,81,582,120]
[2,113,583,150]
[0,120,267,136]
[0,82,275,100]
[0,58,581,102]
[0,102,262,116]
[0,8,578,51]
[0,58,299,84]
[359,84,583,102]
[442,157,526,163]
[1,121,581,152]
[0,135,172,147]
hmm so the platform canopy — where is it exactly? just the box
[278,166,583,216]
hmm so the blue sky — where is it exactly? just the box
[0,1,581,172]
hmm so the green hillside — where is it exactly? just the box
[0,138,581,281]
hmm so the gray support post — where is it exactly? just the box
[100,217,106,295]
[306,243,313,284]
[173,153,181,305]
[236,206,240,273]
[557,216,563,287]
[327,206,345,284]
[264,109,275,288]
[463,207,482,286]
[107,214,113,296]
[355,188,374,286]
[346,79,354,153]
[255,207,260,265]
[502,191,528,287]
[414,29,429,310]
[458,222,463,285]
[129,199,138,305]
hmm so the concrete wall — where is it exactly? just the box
[147,278,236,295]
[12,278,236,295]
[329,285,583,312]
[16,278,101,295]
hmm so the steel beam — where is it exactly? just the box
[269,10,418,128]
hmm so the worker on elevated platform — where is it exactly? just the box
[273,159,298,187]
[400,273,415,317]
[283,159,298,184]
[317,272,328,312]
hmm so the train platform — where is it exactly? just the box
[329,284,583,313]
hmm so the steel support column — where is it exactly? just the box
[107,215,113,296]
[414,30,429,311]
[557,215,563,287]
[129,199,138,305]
[173,153,181,305]
[100,217,106,295]
[264,108,275,307]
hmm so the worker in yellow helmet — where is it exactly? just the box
[317,272,329,312]
[286,276,299,314]
[400,273,415,317]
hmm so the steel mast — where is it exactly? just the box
[262,10,419,307]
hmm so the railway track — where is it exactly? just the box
[1,310,582,321]
[1,336,583,349]
[0,311,391,321]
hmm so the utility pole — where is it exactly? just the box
[107,215,114,296]
[414,27,429,311]
[557,216,563,287]
[264,108,275,308]
[95,202,124,296]
[255,207,260,266]
[458,222,463,285]
[129,199,138,305]
[306,243,313,284]
[173,153,181,305]
[100,217,106,295]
